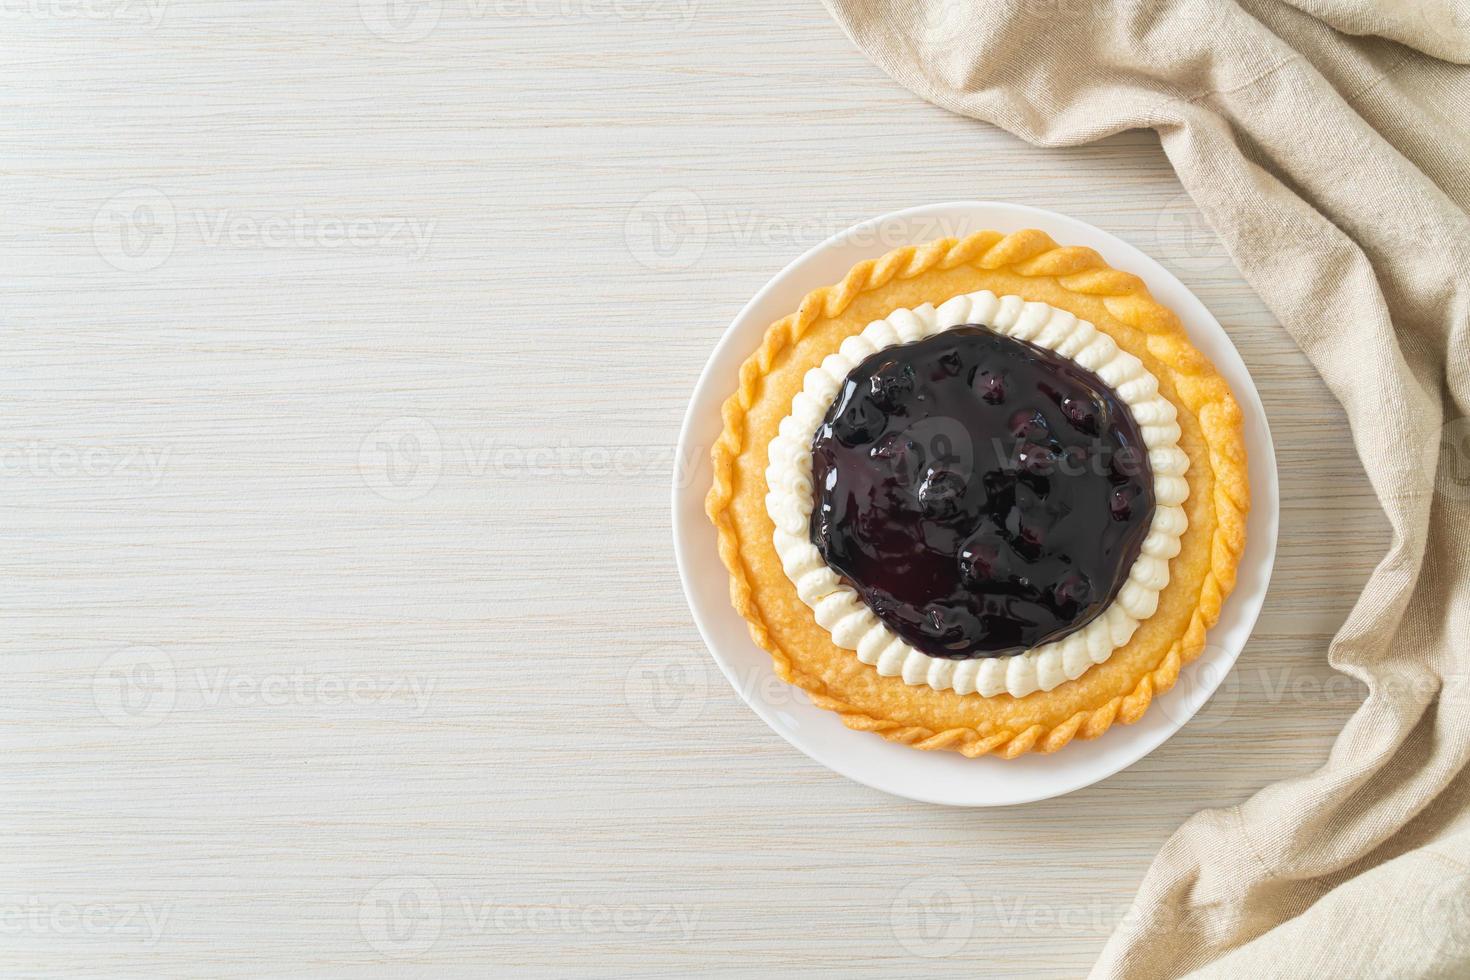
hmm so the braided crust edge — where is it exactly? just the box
[705,230,1249,759]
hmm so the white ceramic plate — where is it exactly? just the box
[672,201,1278,806]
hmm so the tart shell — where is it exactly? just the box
[705,230,1249,759]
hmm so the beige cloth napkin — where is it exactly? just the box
[821,0,1470,975]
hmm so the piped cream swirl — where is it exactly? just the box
[764,290,1190,699]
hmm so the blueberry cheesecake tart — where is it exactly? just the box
[706,230,1248,758]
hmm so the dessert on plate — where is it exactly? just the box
[706,229,1248,758]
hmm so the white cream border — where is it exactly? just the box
[763,290,1190,698]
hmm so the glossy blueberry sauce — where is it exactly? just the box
[809,326,1155,659]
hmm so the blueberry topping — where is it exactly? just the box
[935,348,965,378]
[809,326,1155,659]
[1008,408,1049,440]
[1052,572,1093,616]
[1110,484,1142,521]
[1060,395,1100,435]
[867,363,915,410]
[916,469,967,518]
[975,369,1008,404]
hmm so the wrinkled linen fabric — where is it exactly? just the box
[820,1,1470,976]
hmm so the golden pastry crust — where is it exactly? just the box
[705,230,1249,758]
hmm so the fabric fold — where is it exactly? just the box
[822,0,1470,975]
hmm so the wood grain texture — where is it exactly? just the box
[0,2,1387,977]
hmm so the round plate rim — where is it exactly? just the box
[671,200,1279,807]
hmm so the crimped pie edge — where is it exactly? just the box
[705,229,1250,759]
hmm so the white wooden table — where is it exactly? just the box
[2,2,1385,977]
